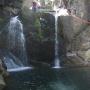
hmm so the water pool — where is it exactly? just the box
[4,67,90,90]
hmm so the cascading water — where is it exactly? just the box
[8,16,28,65]
[45,8,68,68]
[52,7,69,68]
[3,16,31,72]
[53,11,61,68]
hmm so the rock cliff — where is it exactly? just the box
[60,0,90,66]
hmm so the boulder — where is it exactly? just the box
[0,75,5,90]
[0,59,8,90]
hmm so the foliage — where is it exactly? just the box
[34,18,43,41]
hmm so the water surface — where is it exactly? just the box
[4,67,90,90]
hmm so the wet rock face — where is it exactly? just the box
[60,0,90,65]
[22,12,66,64]
[22,13,55,64]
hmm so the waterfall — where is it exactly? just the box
[3,16,31,72]
[53,11,61,68]
[52,8,69,68]
[44,8,68,68]
[8,16,28,65]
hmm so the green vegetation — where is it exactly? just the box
[34,18,43,41]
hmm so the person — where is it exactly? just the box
[32,0,37,12]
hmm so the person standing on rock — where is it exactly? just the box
[32,0,41,12]
[32,0,37,12]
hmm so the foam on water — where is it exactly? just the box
[53,65,61,69]
[7,67,32,72]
